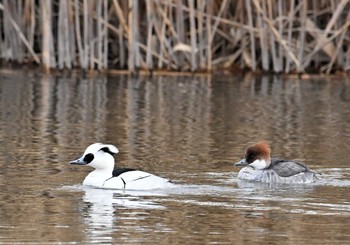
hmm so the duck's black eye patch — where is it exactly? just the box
[83,153,94,163]
[99,147,115,155]
[245,149,258,163]
[246,153,255,162]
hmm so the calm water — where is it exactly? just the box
[0,69,350,244]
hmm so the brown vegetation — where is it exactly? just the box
[0,0,349,74]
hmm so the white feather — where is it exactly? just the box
[249,159,268,170]
[103,171,172,190]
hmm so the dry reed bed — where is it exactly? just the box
[0,0,349,73]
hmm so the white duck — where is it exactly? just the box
[69,143,172,190]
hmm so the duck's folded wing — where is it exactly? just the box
[117,170,153,182]
[105,170,170,190]
[112,168,136,177]
[271,159,309,177]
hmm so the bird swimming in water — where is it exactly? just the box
[234,141,319,183]
[69,143,172,190]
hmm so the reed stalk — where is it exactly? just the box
[245,0,256,71]
[188,0,197,71]
[41,0,52,71]
[0,0,349,74]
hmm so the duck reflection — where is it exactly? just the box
[79,186,166,240]
[81,186,167,211]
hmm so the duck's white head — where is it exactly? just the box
[69,143,119,170]
[235,141,272,170]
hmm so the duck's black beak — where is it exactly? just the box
[235,158,248,167]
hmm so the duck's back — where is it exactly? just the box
[103,169,172,190]
[237,159,318,183]
[269,158,310,177]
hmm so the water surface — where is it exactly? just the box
[0,69,350,243]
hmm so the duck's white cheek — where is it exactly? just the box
[250,159,267,170]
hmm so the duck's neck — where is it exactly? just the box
[250,158,271,170]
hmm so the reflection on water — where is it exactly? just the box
[75,186,166,243]
[0,69,350,243]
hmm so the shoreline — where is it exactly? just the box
[0,64,349,80]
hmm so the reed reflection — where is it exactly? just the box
[1,70,350,244]
[1,72,350,175]
[123,76,213,168]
